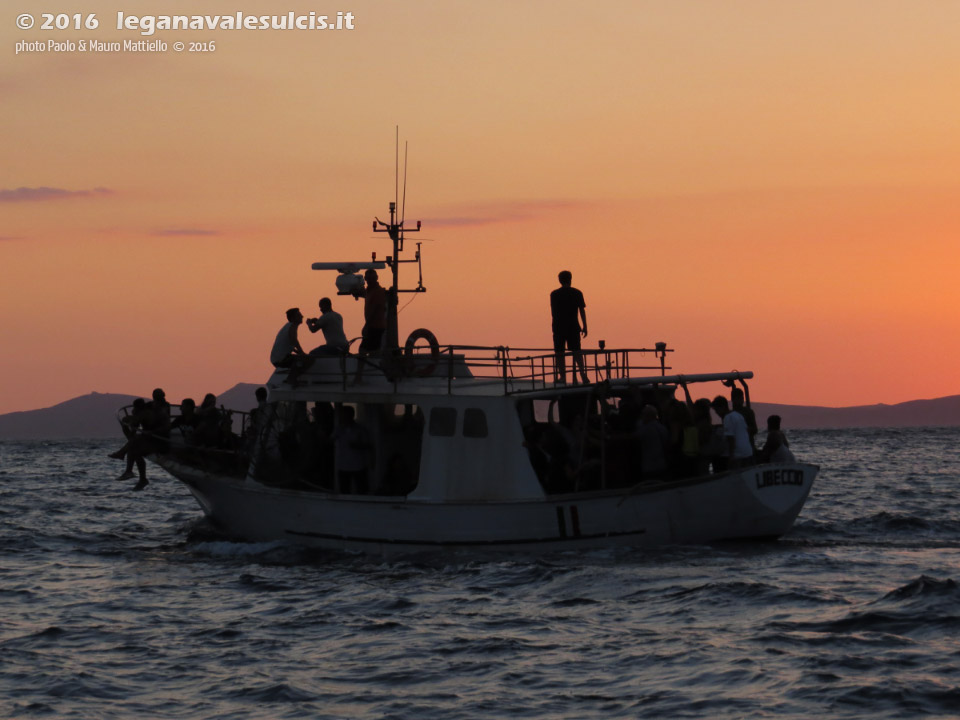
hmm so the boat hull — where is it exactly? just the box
[153,456,817,553]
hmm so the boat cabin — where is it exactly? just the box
[232,344,753,502]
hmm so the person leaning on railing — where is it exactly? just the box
[170,398,199,443]
[194,393,223,447]
[711,395,753,470]
[757,415,796,464]
[116,397,170,491]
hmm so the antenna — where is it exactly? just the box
[373,131,424,350]
[401,141,408,224]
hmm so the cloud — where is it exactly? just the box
[0,186,114,203]
[150,228,221,237]
[0,235,25,241]
[425,199,581,227]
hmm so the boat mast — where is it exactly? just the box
[313,136,426,351]
[373,139,424,350]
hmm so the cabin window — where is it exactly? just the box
[428,407,457,437]
[463,408,488,438]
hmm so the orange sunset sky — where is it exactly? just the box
[2,0,960,415]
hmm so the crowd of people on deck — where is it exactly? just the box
[109,384,418,497]
[266,401,421,497]
[523,377,797,494]
[109,387,259,490]
[113,382,796,495]
[523,269,797,492]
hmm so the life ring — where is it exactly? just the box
[404,328,440,377]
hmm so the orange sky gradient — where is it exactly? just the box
[3,0,960,414]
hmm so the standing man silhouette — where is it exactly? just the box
[550,270,588,384]
[352,268,387,382]
[358,269,387,353]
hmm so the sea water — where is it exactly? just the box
[1,428,959,719]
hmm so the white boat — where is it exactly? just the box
[133,199,818,553]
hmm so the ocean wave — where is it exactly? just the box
[3,430,960,720]
[224,682,318,703]
[881,574,958,601]
[766,575,960,639]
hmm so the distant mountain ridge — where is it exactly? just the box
[0,387,958,440]
[0,384,262,440]
[752,395,960,429]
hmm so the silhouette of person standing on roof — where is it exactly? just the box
[352,269,387,382]
[358,269,387,353]
[550,270,588,384]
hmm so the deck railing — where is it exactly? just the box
[439,344,673,393]
[277,343,675,394]
[116,403,252,475]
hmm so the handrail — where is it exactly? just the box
[117,402,253,452]
[264,343,728,394]
[268,344,757,397]
[430,345,673,391]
